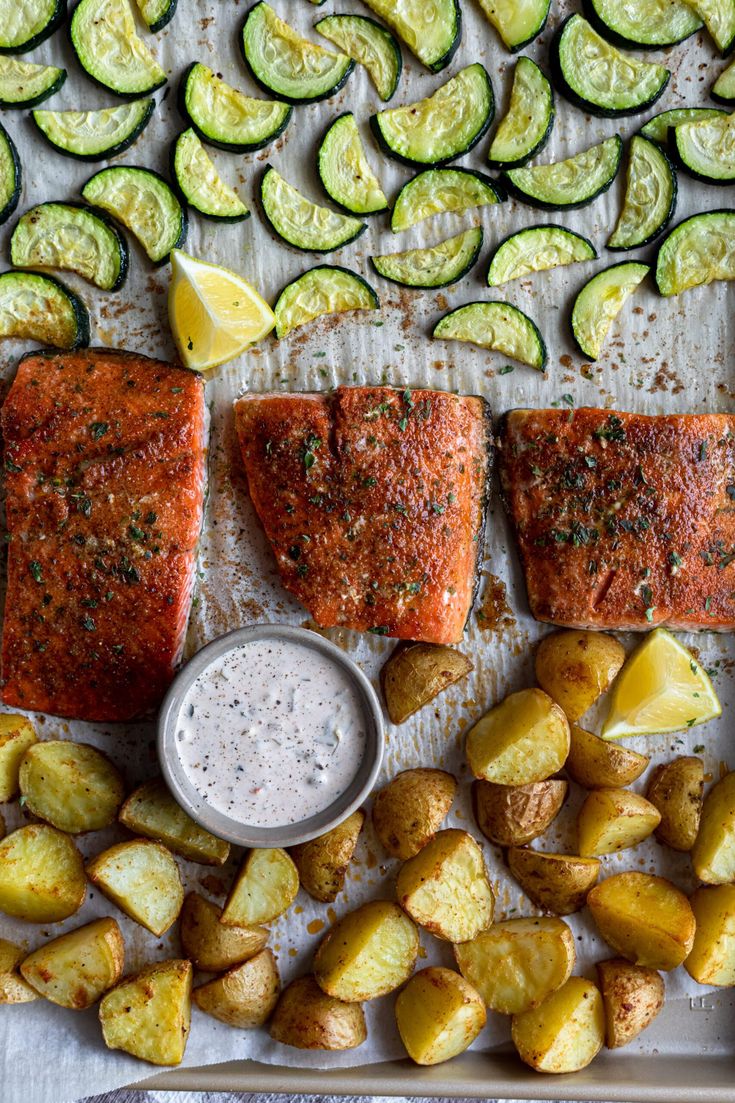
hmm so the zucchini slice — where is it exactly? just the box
[682,0,735,54]
[656,209,735,295]
[32,99,154,160]
[0,122,22,227]
[552,15,670,118]
[179,62,291,154]
[571,262,649,360]
[172,129,249,222]
[0,0,66,53]
[487,225,596,286]
[672,111,735,183]
[608,136,677,250]
[81,165,186,265]
[371,64,494,167]
[370,227,483,289]
[314,14,401,101]
[317,113,387,216]
[0,271,89,349]
[11,202,128,291]
[274,265,379,338]
[488,56,554,169]
[360,0,459,72]
[582,0,702,48]
[260,165,365,252]
[391,167,503,232]
[475,0,550,51]
[70,0,167,97]
[433,300,547,370]
[0,58,65,108]
[713,57,735,102]
[135,0,177,32]
[640,107,727,144]
[503,135,622,210]
[242,2,353,103]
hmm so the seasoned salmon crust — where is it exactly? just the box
[499,407,735,631]
[234,387,491,644]
[1,348,206,721]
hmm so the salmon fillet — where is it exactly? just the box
[499,407,735,631]
[234,387,491,644]
[1,348,206,721]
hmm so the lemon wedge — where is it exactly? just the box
[601,628,721,740]
[168,249,275,371]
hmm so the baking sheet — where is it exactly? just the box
[0,1,734,1101]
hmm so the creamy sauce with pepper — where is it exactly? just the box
[175,638,367,827]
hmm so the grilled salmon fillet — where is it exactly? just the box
[499,407,735,631]
[1,348,206,721]
[234,387,491,644]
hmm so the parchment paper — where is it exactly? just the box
[0,1,734,1100]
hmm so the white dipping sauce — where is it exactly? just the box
[175,638,367,827]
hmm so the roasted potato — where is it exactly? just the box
[194,948,280,1028]
[372,768,456,859]
[395,967,486,1065]
[396,829,494,943]
[270,974,367,1050]
[0,714,37,801]
[691,771,735,883]
[20,918,124,1009]
[221,847,299,927]
[646,756,704,852]
[588,872,696,971]
[473,779,567,847]
[0,938,38,1003]
[535,630,625,721]
[565,724,649,790]
[86,839,183,936]
[685,885,735,986]
[290,811,364,902]
[119,777,230,865]
[454,917,575,1014]
[512,976,604,1074]
[0,824,85,922]
[465,689,570,786]
[314,900,418,1002]
[507,849,600,915]
[180,891,268,972]
[381,643,473,724]
[19,740,124,834]
[577,789,661,857]
[99,959,192,1066]
[596,958,664,1049]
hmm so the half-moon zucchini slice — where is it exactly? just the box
[371,63,494,167]
[179,62,291,153]
[502,135,622,210]
[487,225,595,286]
[81,165,187,265]
[488,56,554,168]
[672,111,735,183]
[360,0,459,72]
[370,227,483,289]
[172,130,249,222]
[0,58,65,108]
[318,113,388,215]
[0,0,66,54]
[0,270,90,349]
[11,202,128,290]
[0,122,21,226]
[571,262,649,360]
[582,0,702,48]
[433,300,547,370]
[70,0,167,97]
[242,2,353,103]
[683,0,735,54]
[391,167,503,232]
[656,210,735,295]
[475,0,550,51]
[32,99,155,160]
[260,165,366,252]
[713,57,735,103]
[640,107,727,144]
[608,135,677,250]
[315,14,402,101]
[552,15,670,118]
[274,265,379,338]
[135,0,177,32]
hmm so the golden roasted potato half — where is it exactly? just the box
[0,824,85,922]
[646,756,703,852]
[0,938,38,1003]
[20,918,124,1009]
[19,740,124,834]
[221,847,299,927]
[270,974,367,1050]
[596,958,664,1049]
[685,885,735,986]
[290,811,364,903]
[466,689,570,786]
[454,917,575,1015]
[395,967,486,1065]
[691,771,735,883]
[372,768,456,860]
[86,839,183,936]
[99,959,192,1066]
[473,779,567,847]
[194,948,280,1028]
[314,900,418,1002]
[396,829,494,943]
[535,630,625,722]
[119,778,229,865]
[507,849,600,916]
[588,872,696,971]
[577,788,661,857]
[512,977,604,1074]
[180,892,268,972]
[565,725,649,790]
[0,714,37,801]
[381,643,473,724]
